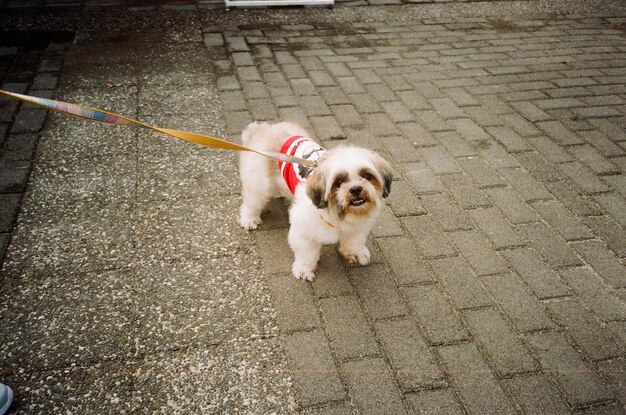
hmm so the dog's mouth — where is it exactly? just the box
[350,198,367,206]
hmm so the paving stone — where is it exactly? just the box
[527,332,613,408]
[559,267,626,322]
[401,284,469,345]
[399,162,445,195]
[10,108,47,133]
[0,161,30,193]
[348,264,407,320]
[0,193,21,232]
[503,374,570,415]
[429,256,493,309]
[583,216,626,258]
[401,215,457,259]
[310,246,354,299]
[396,90,430,111]
[420,193,473,232]
[416,146,461,175]
[482,273,555,332]
[450,231,509,276]
[440,173,492,209]
[319,296,379,361]
[223,110,252,134]
[469,207,526,250]
[588,118,626,142]
[331,104,362,127]
[371,204,404,238]
[339,358,407,415]
[405,389,464,415]
[545,298,623,361]
[254,228,292,275]
[337,76,365,94]
[414,110,450,133]
[385,180,426,217]
[284,330,347,407]
[484,187,538,226]
[531,200,594,241]
[374,318,446,391]
[381,101,413,123]
[583,130,626,159]
[438,342,517,415]
[486,125,532,153]
[526,134,575,163]
[434,131,476,158]
[451,117,492,142]
[377,236,435,286]
[291,78,317,96]
[310,116,344,140]
[348,93,383,113]
[456,156,506,188]
[572,240,626,289]
[515,151,565,183]
[594,193,626,228]
[501,248,570,299]
[517,222,583,269]
[537,120,585,146]
[398,122,437,148]
[248,97,278,120]
[569,144,620,175]
[381,135,420,163]
[497,167,553,202]
[544,180,604,217]
[559,161,611,195]
[301,95,332,116]
[464,308,539,376]
[267,274,320,333]
[365,112,399,137]
[597,359,626,407]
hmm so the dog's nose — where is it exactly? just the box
[350,186,363,195]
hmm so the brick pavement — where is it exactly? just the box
[208,14,626,414]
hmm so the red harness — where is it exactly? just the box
[278,136,326,194]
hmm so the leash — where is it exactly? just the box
[0,89,316,167]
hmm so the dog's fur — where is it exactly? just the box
[239,121,392,280]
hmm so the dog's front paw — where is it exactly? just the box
[292,262,316,281]
[340,246,371,266]
[239,215,262,230]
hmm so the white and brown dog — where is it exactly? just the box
[239,121,392,281]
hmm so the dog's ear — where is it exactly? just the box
[306,167,327,209]
[370,151,393,198]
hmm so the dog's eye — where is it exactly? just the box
[333,178,344,188]
[362,172,373,181]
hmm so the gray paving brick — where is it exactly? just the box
[337,76,365,94]
[401,215,457,259]
[588,118,626,142]
[248,97,278,120]
[348,264,407,320]
[545,298,623,361]
[527,332,612,408]
[501,248,570,299]
[510,100,552,122]
[450,231,509,277]
[284,330,347,407]
[381,101,414,123]
[594,193,626,228]
[339,358,407,415]
[438,342,517,415]
[526,135,575,163]
[377,236,435,286]
[464,308,539,376]
[219,90,247,111]
[311,246,354,299]
[399,162,445,195]
[319,296,378,361]
[330,104,362,127]
[583,130,626,159]
[10,108,47,134]
[268,274,320,333]
[405,389,463,415]
[348,93,382,113]
[381,135,420,163]
[559,161,611,195]
[396,90,430,111]
[301,95,332,116]
[0,161,30,193]
[501,112,543,137]
[469,207,526,250]
[544,180,604,217]
[479,141,522,169]
[517,222,583,269]
[420,193,473,232]
[604,174,626,198]
[414,110,451,133]
[417,146,461,175]
[217,75,241,91]
[319,86,350,106]
[401,284,469,345]
[485,187,539,224]
[451,117,492,142]
[398,122,437,148]
[531,200,594,241]
[482,273,556,332]
[486,125,533,153]
[374,318,446,391]
[0,193,21,232]
[429,256,493,309]
[515,151,565,183]
[365,112,398,137]
[278,106,310,129]
[584,216,626,258]
[385,180,426,217]
[559,267,626,321]
[456,157,506,189]
[569,144,620,175]
[371,205,404,238]
[503,374,570,415]
[254,228,292,275]
[310,116,344,141]
[497,167,553,202]
[434,130,476,158]
[243,81,270,99]
[572,240,626,289]
[441,173,492,209]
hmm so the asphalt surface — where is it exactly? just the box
[0,1,625,414]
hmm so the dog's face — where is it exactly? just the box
[306,146,392,217]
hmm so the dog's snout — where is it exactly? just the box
[350,186,363,195]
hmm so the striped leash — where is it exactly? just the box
[0,89,316,167]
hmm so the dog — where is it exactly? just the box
[239,121,392,281]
